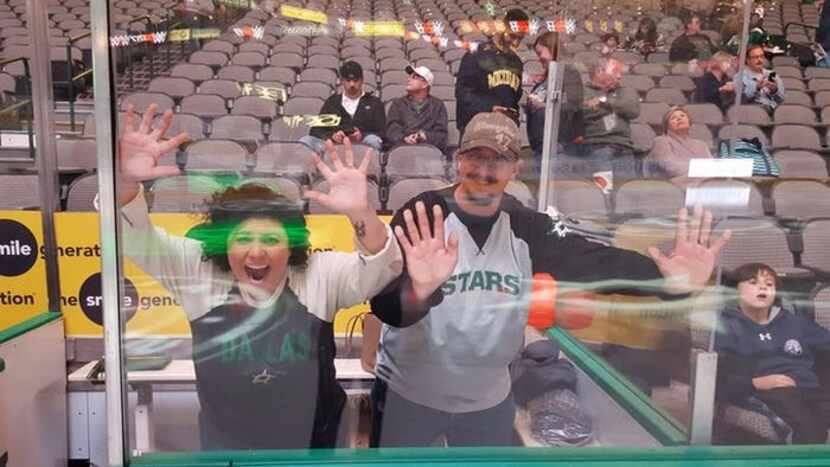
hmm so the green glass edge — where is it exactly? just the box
[131,445,830,466]
[547,327,688,445]
[0,312,61,344]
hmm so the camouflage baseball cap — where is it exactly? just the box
[458,112,521,161]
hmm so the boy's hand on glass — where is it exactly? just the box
[752,374,796,390]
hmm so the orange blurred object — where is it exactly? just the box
[528,273,595,330]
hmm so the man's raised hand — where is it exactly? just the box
[648,205,731,295]
[395,202,459,303]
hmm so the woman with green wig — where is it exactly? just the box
[116,104,412,450]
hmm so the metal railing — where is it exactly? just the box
[67,31,93,131]
[0,56,34,160]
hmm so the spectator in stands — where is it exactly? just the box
[737,44,784,112]
[300,61,386,154]
[693,51,736,111]
[625,17,665,57]
[722,12,767,55]
[116,104,411,450]
[648,106,712,178]
[525,31,584,161]
[455,8,528,136]
[715,263,830,444]
[369,111,731,447]
[669,12,716,66]
[580,57,641,180]
[385,65,448,152]
[600,32,621,57]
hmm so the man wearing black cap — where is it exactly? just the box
[368,112,731,447]
[300,61,386,154]
[454,8,528,137]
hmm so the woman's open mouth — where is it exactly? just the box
[245,265,270,282]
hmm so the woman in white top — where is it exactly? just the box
[648,106,713,178]
[116,104,414,450]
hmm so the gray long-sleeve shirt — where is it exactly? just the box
[582,84,640,149]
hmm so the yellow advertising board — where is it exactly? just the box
[0,211,47,331]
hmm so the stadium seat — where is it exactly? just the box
[773,150,828,177]
[148,77,196,100]
[306,54,339,70]
[231,95,278,120]
[614,179,684,217]
[718,124,769,147]
[184,139,249,171]
[772,180,830,219]
[291,82,333,99]
[120,92,175,113]
[170,63,214,83]
[620,75,655,94]
[198,79,242,100]
[386,144,447,179]
[386,178,447,211]
[635,102,671,126]
[726,105,772,126]
[269,117,311,142]
[505,180,535,208]
[283,97,324,116]
[259,66,296,85]
[270,52,304,69]
[802,220,830,274]
[161,113,206,140]
[645,88,687,105]
[715,218,798,274]
[230,51,267,70]
[774,104,818,125]
[380,84,407,102]
[685,103,724,126]
[808,78,830,93]
[149,175,223,212]
[210,115,264,142]
[0,174,39,209]
[783,90,813,106]
[254,142,316,180]
[771,125,822,151]
[189,50,229,68]
[689,123,715,149]
[659,75,696,92]
[202,40,235,56]
[65,173,98,211]
[217,65,255,83]
[56,137,97,171]
[630,123,657,152]
[238,42,270,56]
[813,285,830,330]
[180,94,228,119]
[299,68,338,84]
[549,179,609,220]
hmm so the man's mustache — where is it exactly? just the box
[463,172,498,185]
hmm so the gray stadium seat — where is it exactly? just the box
[202,40,235,55]
[718,124,769,147]
[198,79,242,99]
[149,175,223,212]
[184,139,249,171]
[802,220,830,274]
[210,115,263,142]
[291,82,332,99]
[772,180,830,219]
[505,180,535,208]
[180,94,228,118]
[308,179,381,213]
[726,105,771,126]
[715,218,796,273]
[66,173,98,211]
[614,179,684,217]
[0,174,39,209]
[299,68,337,84]
[659,75,696,92]
[269,117,311,141]
[635,102,671,126]
[630,123,657,152]
[774,104,818,125]
[238,42,270,56]
[148,77,196,100]
[217,65,255,83]
[381,84,407,102]
[549,180,609,220]
[231,51,267,69]
[771,125,822,151]
[259,67,296,85]
[170,63,214,82]
[385,145,447,179]
[783,90,813,106]
[646,88,687,105]
[620,75,655,94]
[189,50,229,68]
[283,97,324,116]
[685,104,724,126]
[387,178,447,211]
[254,142,316,179]
[120,92,175,113]
[231,95,278,120]
[160,113,206,140]
[773,150,828,177]
[245,176,303,202]
[306,54,339,69]
[56,137,97,171]
[270,52,304,69]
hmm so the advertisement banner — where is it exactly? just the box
[0,211,47,331]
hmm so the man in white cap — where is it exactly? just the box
[385,65,448,153]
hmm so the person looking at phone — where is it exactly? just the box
[300,61,386,154]
[736,44,784,112]
[580,57,641,181]
[455,8,528,137]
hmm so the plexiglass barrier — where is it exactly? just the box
[89,0,830,460]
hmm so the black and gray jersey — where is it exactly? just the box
[371,185,668,413]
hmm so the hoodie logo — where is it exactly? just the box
[784,339,803,356]
[759,332,772,341]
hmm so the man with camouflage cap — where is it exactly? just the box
[368,112,731,446]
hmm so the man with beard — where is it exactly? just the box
[368,112,731,447]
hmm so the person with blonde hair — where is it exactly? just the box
[693,51,736,111]
[648,106,712,178]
